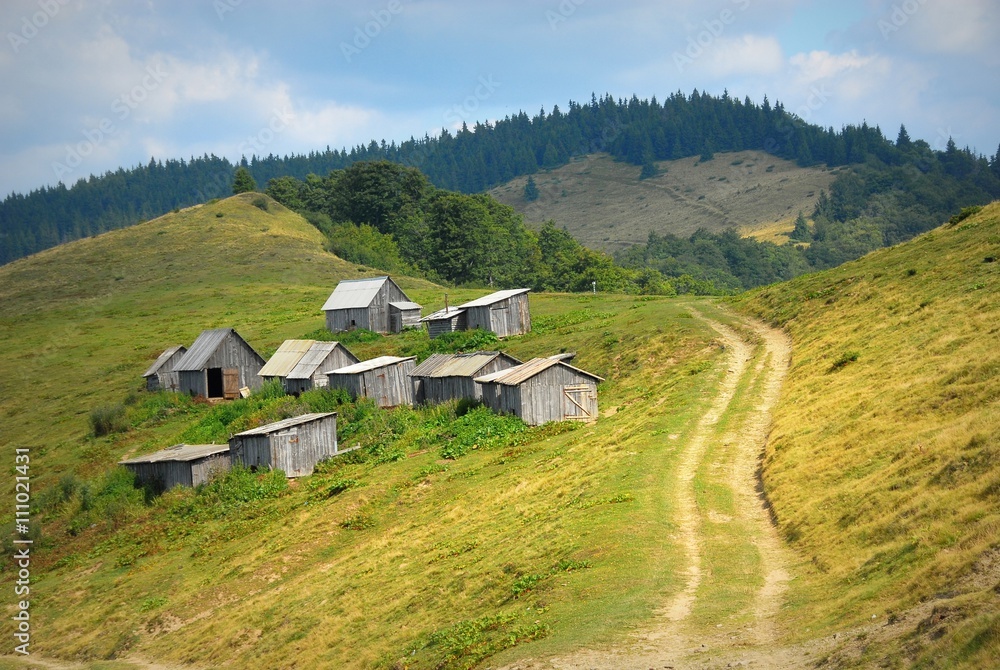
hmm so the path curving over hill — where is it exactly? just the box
[500,307,799,669]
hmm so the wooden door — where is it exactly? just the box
[223,368,240,400]
[276,430,300,476]
[562,384,596,421]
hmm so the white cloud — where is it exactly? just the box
[700,34,785,77]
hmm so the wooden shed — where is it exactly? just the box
[388,301,423,333]
[174,328,265,400]
[409,351,522,405]
[322,276,420,334]
[143,345,186,391]
[420,306,469,339]
[257,339,315,387]
[119,443,231,490]
[326,356,416,408]
[475,357,603,426]
[284,341,359,394]
[459,288,531,337]
[228,412,338,478]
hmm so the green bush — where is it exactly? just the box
[440,407,526,459]
[90,403,128,437]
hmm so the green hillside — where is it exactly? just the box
[490,150,835,251]
[737,202,1000,666]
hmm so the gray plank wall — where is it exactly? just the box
[390,306,422,333]
[416,357,517,405]
[482,365,597,426]
[427,313,466,338]
[124,454,231,490]
[285,346,358,394]
[230,434,272,469]
[465,293,531,338]
[333,361,415,407]
[179,332,264,396]
[327,306,370,332]
[271,419,338,477]
[147,348,186,391]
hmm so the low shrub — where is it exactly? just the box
[90,404,128,437]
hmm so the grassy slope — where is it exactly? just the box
[0,193,437,479]
[0,195,730,668]
[489,150,835,252]
[736,202,1000,666]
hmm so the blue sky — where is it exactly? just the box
[0,0,997,197]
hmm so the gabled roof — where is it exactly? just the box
[286,341,355,380]
[174,328,260,372]
[410,351,522,378]
[474,357,604,386]
[325,355,416,375]
[258,339,315,378]
[420,306,466,322]
[321,276,390,311]
[459,288,530,308]
[143,345,187,378]
[231,412,337,437]
[120,443,229,464]
[388,301,422,311]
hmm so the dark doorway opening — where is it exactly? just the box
[207,368,224,398]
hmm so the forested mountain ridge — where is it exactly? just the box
[3,90,999,267]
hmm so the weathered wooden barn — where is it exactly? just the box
[325,356,416,407]
[228,412,338,477]
[475,357,603,426]
[321,276,420,334]
[143,345,186,391]
[459,289,531,337]
[257,339,315,387]
[119,443,231,490]
[409,351,522,405]
[174,328,265,400]
[420,306,469,339]
[284,341,359,394]
[388,301,423,332]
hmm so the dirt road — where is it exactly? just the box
[500,308,800,669]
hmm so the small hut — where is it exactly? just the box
[321,276,420,334]
[459,288,531,337]
[174,328,265,400]
[228,412,338,477]
[420,306,468,339]
[326,356,416,408]
[257,339,315,387]
[409,351,522,405]
[475,357,603,426]
[143,345,186,391]
[120,443,231,490]
[285,341,359,394]
[388,301,423,333]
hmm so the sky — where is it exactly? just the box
[0,0,997,197]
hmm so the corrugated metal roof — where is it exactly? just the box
[143,345,186,377]
[420,306,466,322]
[410,351,521,378]
[389,301,422,311]
[231,412,337,437]
[120,443,229,464]
[474,357,604,386]
[286,341,347,380]
[321,276,389,311]
[258,339,315,378]
[459,288,530,308]
[325,355,416,375]
[174,328,233,371]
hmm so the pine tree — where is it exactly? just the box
[896,124,911,148]
[523,175,539,201]
[789,211,811,241]
[232,167,257,194]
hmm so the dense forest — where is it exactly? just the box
[2,91,999,282]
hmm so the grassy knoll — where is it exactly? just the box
[0,195,729,668]
[736,202,1000,666]
[490,150,834,252]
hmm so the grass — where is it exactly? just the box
[489,150,833,252]
[734,201,1000,667]
[0,196,728,668]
